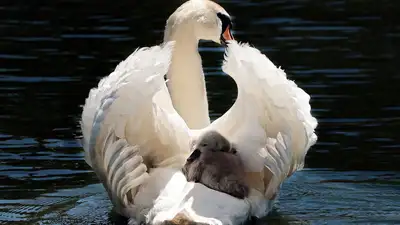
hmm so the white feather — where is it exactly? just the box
[210,41,318,199]
[80,41,194,217]
[80,41,317,225]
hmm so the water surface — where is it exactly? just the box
[1,0,399,224]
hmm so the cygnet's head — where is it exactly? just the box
[164,0,234,45]
[190,130,236,154]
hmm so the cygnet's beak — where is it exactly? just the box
[220,25,234,47]
[187,149,201,163]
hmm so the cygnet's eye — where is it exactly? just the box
[201,143,208,147]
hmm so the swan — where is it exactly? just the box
[80,0,318,224]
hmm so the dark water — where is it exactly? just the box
[1,0,400,224]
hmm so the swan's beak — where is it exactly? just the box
[221,25,234,46]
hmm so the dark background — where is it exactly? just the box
[1,0,399,224]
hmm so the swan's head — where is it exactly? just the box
[164,0,234,45]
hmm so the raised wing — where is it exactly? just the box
[210,41,318,199]
[80,42,191,212]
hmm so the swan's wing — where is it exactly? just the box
[210,41,317,199]
[80,42,191,211]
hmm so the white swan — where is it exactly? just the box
[80,0,318,224]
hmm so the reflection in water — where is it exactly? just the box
[0,0,399,224]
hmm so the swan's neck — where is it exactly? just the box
[165,30,210,129]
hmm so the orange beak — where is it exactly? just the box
[221,25,234,45]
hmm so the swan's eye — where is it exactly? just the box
[201,143,208,147]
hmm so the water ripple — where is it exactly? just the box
[0,0,399,224]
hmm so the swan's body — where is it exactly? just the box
[80,0,317,224]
